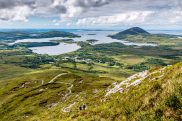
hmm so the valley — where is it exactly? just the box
[0,27,182,121]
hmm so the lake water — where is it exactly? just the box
[8,29,182,55]
[29,43,81,55]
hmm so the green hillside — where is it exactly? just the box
[109,27,150,39]
[0,62,181,121]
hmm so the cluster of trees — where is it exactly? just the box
[127,58,166,72]
[0,49,32,56]
[77,52,124,67]
[127,64,149,72]
[21,55,55,68]
[62,54,123,67]
[10,42,59,48]
[146,58,166,66]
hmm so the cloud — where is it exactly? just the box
[53,0,111,19]
[0,0,36,9]
[0,6,32,21]
[169,11,182,23]
[0,0,182,27]
[0,0,38,21]
[76,11,153,26]
[0,0,111,21]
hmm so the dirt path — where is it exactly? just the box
[46,72,75,110]
[62,102,76,113]
[49,73,68,83]
[64,83,73,98]
[47,72,79,112]
[48,72,73,98]
[41,80,44,85]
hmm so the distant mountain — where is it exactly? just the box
[120,27,150,35]
[109,27,150,39]
[0,31,80,42]
[38,31,80,38]
[109,27,182,45]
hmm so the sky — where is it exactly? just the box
[0,0,182,29]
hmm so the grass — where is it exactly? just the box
[59,61,134,81]
[0,67,116,121]
[0,64,31,81]
[0,62,181,121]
[112,55,146,65]
[58,62,182,121]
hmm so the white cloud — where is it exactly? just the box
[0,6,32,22]
[76,11,153,26]
[168,11,182,23]
[0,0,111,21]
[1,0,182,27]
[53,0,110,19]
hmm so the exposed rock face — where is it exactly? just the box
[105,66,170,96]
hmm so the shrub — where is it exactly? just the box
[146,58,166,66]
[155,109,163,119]
[165,94,181,110]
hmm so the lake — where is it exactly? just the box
[29,43,81,55]
[8,29,182,55]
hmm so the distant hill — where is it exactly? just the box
[120,27,150,35]
[109,27,150,39]
[0,31,80,42]
[109,27,182,46]
[38,31,80,38]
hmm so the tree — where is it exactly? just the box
[88,62,94,72]
[73,61,77,70]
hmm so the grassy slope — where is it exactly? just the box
[0,62,181,121]
[0,64,31,81]
[0,66,115,121]
[91,62,182,121]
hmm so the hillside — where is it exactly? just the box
[110,27,150,39]
[0,62,181,121]
[0,31,80,42]
[118,27,150,35]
